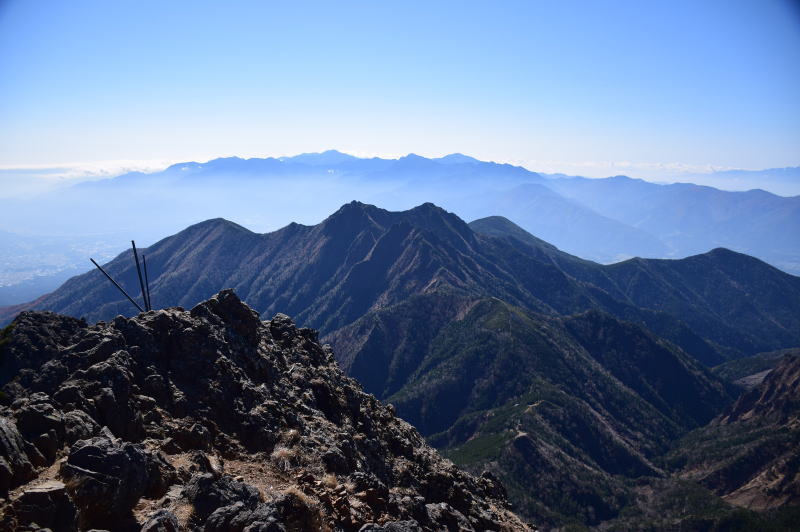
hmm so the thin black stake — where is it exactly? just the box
[131,241,149,312]
[142,254,152,311]
[90,258,144,313]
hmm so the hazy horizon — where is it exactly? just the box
[1,149,798,200]
[1,4,799,529]
[1,0,799,298]
[2,0,799,186]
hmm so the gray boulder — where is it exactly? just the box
[60,436,174,528]
[0,416,35,494]
[4,480,78,532]
[140,509,180,532]
[184,473,261,520]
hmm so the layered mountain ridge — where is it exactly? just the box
[4,203,798,360]
[1,202,799,527]
[2,152,798,310]
[331,293,735,526]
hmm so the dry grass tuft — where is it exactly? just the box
[322,473,338,489]
[282,486,331,532]
[270,445,297,471]
[283,485,315,507]
[283,428,300,444]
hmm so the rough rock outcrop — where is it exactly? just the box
[0,289,531,530]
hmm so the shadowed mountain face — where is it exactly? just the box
[4,204,798,361]
[2,203,799,527]
[2,202,592,329]
[469,216,800,359]
[333,295,730,432]
[329,294,735,526]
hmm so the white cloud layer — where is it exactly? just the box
[0,159,177,198]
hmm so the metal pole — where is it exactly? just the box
[142,254,152,311]
[131,241,149,312]
[90,258,144,313]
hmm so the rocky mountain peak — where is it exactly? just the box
[0,290,530,531]
[402,203,476,247]
[322,201,388,233]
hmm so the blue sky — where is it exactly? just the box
[1,0,798,181]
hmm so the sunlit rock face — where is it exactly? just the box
[0,290,532,531]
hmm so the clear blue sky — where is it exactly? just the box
[1,0,798,178]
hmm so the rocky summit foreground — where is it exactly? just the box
[0,290,531,531]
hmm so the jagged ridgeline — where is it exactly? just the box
[0,291,532,531]
[1,201,799,529]
[4,202,800,361]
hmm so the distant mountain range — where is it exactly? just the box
[543,174,800,270]
[0,152,798,309]
[680,166,800,197]
[2,201,799,527]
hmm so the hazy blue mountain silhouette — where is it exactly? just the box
[683,166,800,196]
[1,152,798,283]
[546,175,800,271]
[453,183,669,262]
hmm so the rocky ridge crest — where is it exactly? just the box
[0,290,531,531]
